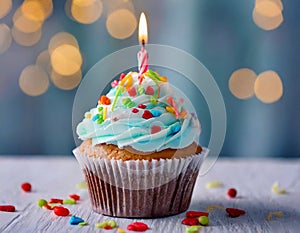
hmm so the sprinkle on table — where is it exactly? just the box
[266,211,283,221]
[206,205,225,211]
[205,181,223,189]
[272,181,286,194]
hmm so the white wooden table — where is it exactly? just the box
[0,156,299,233]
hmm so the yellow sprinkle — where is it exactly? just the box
[125,75,133,90]
[76,181,87,189]
[205,181,223,189]
[103,107,107,120]
[166,106,175,114]
[272,182,286,195]
[119,72,132,86]
[159,76,168,82]
[206,205,225,211]
[117,228,125,233]
[84,112,91,119]
[266,211,283,221]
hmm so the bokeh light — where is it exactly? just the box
[0,0,12,19]
[11,25,42,46]
[19,64,50,96]
[13,8,43,33]
[48,32,79,54]
[253,0,284,30]
[50,69,82,90]
[0,23,12,54]
[71,0,103,24]
[50,44,82,76]
[229,68,257,99]
[254,70,283,103]
[106,9,137,39]
[36,50,52,75]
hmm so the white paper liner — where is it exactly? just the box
[73,147,209,190]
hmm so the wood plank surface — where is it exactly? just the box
[0,157,299,233]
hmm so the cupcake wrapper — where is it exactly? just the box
[73,147,209,217]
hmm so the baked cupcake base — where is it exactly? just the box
[74,147,208,218]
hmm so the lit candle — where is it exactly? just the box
[137,12,149,82]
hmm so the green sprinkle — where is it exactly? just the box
[78,222,88,226]
[137,85,145,95]
[63,199,76,205]
[186,225,202,233]
[150,96,158,104]
[76,181,87,189]
[198,216,209,226]
[98,107,103,112]
[127,101,136,108]
[97,118,104,124]
[122,97,131,105]
[37,199,47,207]
[95,221,107,229]
[107,220,117,228]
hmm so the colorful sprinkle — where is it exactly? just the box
[84,112,91,119]
[37,199,47,207]
[49,198,63,204]
[186,225,202,233]
[111,80,119,88]
[179,110,188,119]
[95,220,117,229]
[166,106,175,114]
[78,222,88,226]
[198,216,209,226]
[137,85,145,95]
[117,228,125,233]
[21,182,32,192]
[226,208,246,218]
[127,222,148,232]
[128,86,137,97]
[76,181,87,189]
[227,188,237,198]
[181,217,200,226]
[69,194,80,201]
[272,182,286,194]
[266,211,283,221]
[70,216,84,225]
[186,211,209,218]
[150,110,162,117]
[151,125,161,134]
[132,108,139,113]
[205,181,223,189]
[171,124,181,134]
[99,95,111,105]
[145,86,154,95]
[53,206,70,216]
[138,104,147,109]
[142,110,153,119]
[92,114,100,121]
[42,204,54,210]
[119,73,126,81]
[63,199,76,205]
[0,205,16,212]
[206,205,225,211]
[103,107,107,120]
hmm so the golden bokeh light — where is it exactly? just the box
[12,25,42,46]
[50,44,82,76]
[229,68,257,99]
[254,70,283,103]
[19,64,50,96]
[252,9,283,31]
[36,50,52,74]
[13,8,43,33]
[0,0,12,19]
[48,32,79,55]
[0,24,12,54]
[255,0,283,11]
[106,9,137,39]
[255,0,282,17]
[50,69,82,90]
[71,0,103,24]
[21,0,53,22]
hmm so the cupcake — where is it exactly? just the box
[73,70,208,218]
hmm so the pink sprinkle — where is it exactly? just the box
[128,86,137,97]
[145,86,154,95]
[111,80,118,88]
[151,125,161,134]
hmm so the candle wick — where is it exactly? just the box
[142,39,145,47]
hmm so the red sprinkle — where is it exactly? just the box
[226,208,246,218]
[104,225,113,230]
[132,108,139,113]
[227,188,237,198]
[43,204,54,210]
[69,194,80,201]
[181,217,199,226]
[49,198,63,204]
[151,125,161,134]
[127,222,148,232]
[119,73,126,81]
[128,86,137,97]
[142,110,152,119]
[138,104,147,109]
[0,205,16,212]
[21,182,32,192]
[145,86,154,95]
[53,206,70,216]
[186,211,209,218]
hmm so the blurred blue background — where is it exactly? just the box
[0,0,299,157]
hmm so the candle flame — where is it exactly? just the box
[138,12,148,45]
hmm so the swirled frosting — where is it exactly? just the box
[76,70,201,152]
